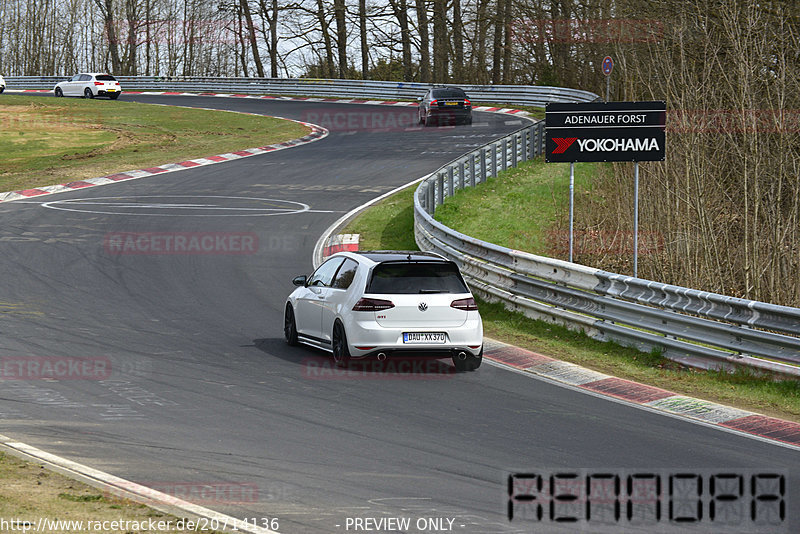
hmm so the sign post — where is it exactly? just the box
[569,162,574,262]
[545,101,666,274]
[602,56,613,102]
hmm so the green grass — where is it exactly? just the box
[434,158,597,256]
[0,95,308,192]
[0,451,224,533]
[345,186,419,250]
[342,175,800,423]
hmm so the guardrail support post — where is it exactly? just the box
[437,172,444,207]
[491,144,498,178]
[512,135,519,167]
[480,149,487,184]
[469,154,476,187]
[502,139,509,171]
[447,166,454,198]
[427,181,435,213]
[520,132,528,163]
[459,159,466,191]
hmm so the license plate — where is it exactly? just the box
[403,332,446,344]
[107,89,116,92]
[444,101,459,106]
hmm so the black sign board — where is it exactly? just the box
[545,101,666,162]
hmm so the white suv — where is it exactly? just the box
[0,75,5,93]
[54,73,121,99]
[285,251,484,371]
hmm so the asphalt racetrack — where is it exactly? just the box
[0,94,797,533]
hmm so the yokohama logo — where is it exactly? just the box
[551,137,578,154]
[577,138,660,151]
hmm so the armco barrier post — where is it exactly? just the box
[521,132,528,162]
[469,155,477,187]
[447,166,454,197]
[492,144,498,178]
[512,135,519,167]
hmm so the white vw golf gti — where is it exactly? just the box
[284,251,483,371]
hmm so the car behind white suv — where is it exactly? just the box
[54,73,121,99]
[285,251,483,371]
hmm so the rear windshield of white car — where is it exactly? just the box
[96,75,117,81]
[366,262,469,294]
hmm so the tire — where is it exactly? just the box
[83,88,94,99]
[109,93,119,100]
[284,304,298,346]
[418,108,425,125]
[452,346,482,372]
[0,87,4,94]
[464,116,473,125]
[54,87,63,97]
[332,321,351,368]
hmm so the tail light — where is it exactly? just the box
[464,99,471,106]
[353,298,395,311]
[451,297,478,311]
[430,99,438,106]
[94,82,103,86]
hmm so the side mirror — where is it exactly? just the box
[292,275,308,287]
[416,97,423,102]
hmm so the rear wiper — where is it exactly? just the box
[418,289,446,294]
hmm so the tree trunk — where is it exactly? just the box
[334,0,348,77]
[94,0,122,74]
[474,0,490,83]
[501,0,513,83]
[316,0,335,77]
[389,0,413,81]
[452,0,463,82]
[432,0,448,82]
[415,0,431,82]
[359,0,369,78]
[271,0,279,77]
[240,0,265,77]
[491,0,505,83]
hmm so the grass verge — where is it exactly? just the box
[342,174,800,423]
[0,95,309,192]
[0,451,224,533]
[0,94,302,529]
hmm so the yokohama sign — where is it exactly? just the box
[545,101,666,162]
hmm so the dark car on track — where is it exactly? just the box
[417,87,473,126]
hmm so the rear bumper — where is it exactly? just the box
[346,316,483,357]
[430,107,471,118]
[97,89,121,96]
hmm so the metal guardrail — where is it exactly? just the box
[12,74,795,375]
[3,76,599,107]
[413,123,800,377]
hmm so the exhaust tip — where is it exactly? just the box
[457,351,467,361]
[377,353,387,361]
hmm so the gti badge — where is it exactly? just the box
[418,302,428,312]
